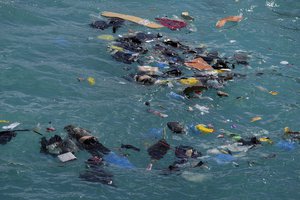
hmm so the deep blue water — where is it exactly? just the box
[1,0,300,199]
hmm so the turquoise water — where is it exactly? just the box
[1,0,300,199]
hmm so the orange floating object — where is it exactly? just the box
[184,57,214,71]
[269,91,279,95]
[251,116,262,122]
[216,16,243,28]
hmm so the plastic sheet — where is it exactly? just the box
[104,152,135,169]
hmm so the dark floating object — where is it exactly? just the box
[90,20,110,30]
[0,130,17,145]
[64,125,110,157]
[0,129,30,145]
[217,91,229,97]
[147,139,170,160]
[90,18,124,33]
[233,51,250,65]
[167,122,185,134]
[183,85,207,98]
[112,51,139,64]
[121,144,140,152]
[175,145,201,159]
[238,137,261,146]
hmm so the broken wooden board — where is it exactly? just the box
[101,11,164,29]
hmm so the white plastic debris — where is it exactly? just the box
[280,61,289,65]
[58,152,77,163]
[194,104,209,114]
[2,122,21,130]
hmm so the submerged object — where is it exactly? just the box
[144,128,163,139]
[214,154,236,164]
[181,171,209,183]
[101,11,163,28]
[276,141,295,151]
[80,169,114,186]
[97,34,115,41]
[155,18,187,30]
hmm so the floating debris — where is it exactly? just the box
[216,15,243,28]
[87,77,96,86]
[251,116,262,122]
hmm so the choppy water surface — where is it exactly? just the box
[1,0,299,199]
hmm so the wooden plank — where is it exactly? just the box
[101,11,164,29]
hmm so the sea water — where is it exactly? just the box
[0,0,300,199]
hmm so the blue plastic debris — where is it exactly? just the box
[103,152,135,169]
[155,62,169,69]
[276,141,295,151]
[189,124,201,135]
[167,91,185,101]
[214,154,236,164]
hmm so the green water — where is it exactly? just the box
[1,0,300,199]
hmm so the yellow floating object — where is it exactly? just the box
[97,34,115,41]
[220,149,229,154]
[179,78,199,85]
[269,91,279,95]
[214,69,232,73]
[259,137,273,144]
[109,45,124,52]
[284,127,290,133]
[0,120,9,123]
[87,77,95,86]
[195,124,214,133]
[251,116,262,122]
